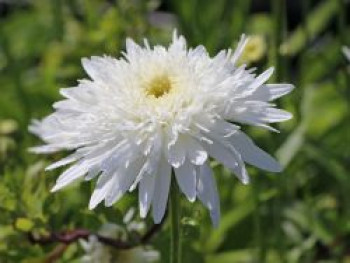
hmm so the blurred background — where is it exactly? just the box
[0,0,349,262]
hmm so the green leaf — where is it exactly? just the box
[205,188,277,252]
[206,250,254,263]
[15,218,34,232]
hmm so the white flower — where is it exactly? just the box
[123,207,146,233]
[30,31,293,226]
[79,222,160,263]
[80,235,112,263]
[79,236,159,263]
[343,46,350,61]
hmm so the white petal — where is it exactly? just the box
[130,133,162,191]
[59,84,95,104]
[262,108,293,122]
[129,160,151,192]
[197,163,220,227]
[29,144,62,154]
[129,151,160,192]
[81,57,112,82]
[103,172,124,207]
[225,144,250,185]
[81,57,98,80]
[125,38,142,58]
[249,84,294,101]
[245,68,274,94]
[89,172,113,209]
[104,159,142,206]
[45,154,80,171]
[139,174,156,218]
[229,131,282,172]
[100,140,131,173]
[203,139,249,184]
[169,31,187,54]
[168,138,186,168]
[28,119,41,135]
[85,165,100,181]
[231,34,248,66]
[188,45,207,59]
[204,119,240,138]
[152,157,171,224]
[227,102,292,127]
[185,137,208,165]
[53,99,88,112]
[174,159,196,202]
[51,163,88,192]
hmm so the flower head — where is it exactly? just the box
[238,35,266,64]
[30,31,293,226]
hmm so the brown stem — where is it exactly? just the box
[141,215,167,244]
[44,244,68,263]
[28,213,167,249]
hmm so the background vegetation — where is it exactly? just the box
[0,0,349,262]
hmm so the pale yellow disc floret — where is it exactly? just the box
[145,75,172,99]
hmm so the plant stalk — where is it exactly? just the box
[271,0,287,261]
[170,176,181,263]
[252,175,266,262]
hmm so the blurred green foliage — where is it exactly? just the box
[0,0,349,262]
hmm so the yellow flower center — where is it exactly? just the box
[146,75,172,98]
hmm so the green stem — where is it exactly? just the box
[337,0,350,234]
[337,0,347,45]
[270,0,287,262]
[299,0,310,88]
[270,0,287,82]
[52,0,64,41]
[170,175,181,263]
[337,0,349,113]
[252,175,266,262]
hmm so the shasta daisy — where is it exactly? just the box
[30,31,294,226]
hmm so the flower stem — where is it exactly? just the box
[270,0,287,82]
[252,175,266,262]
[170,175,181,263]
[271,0,287,261]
